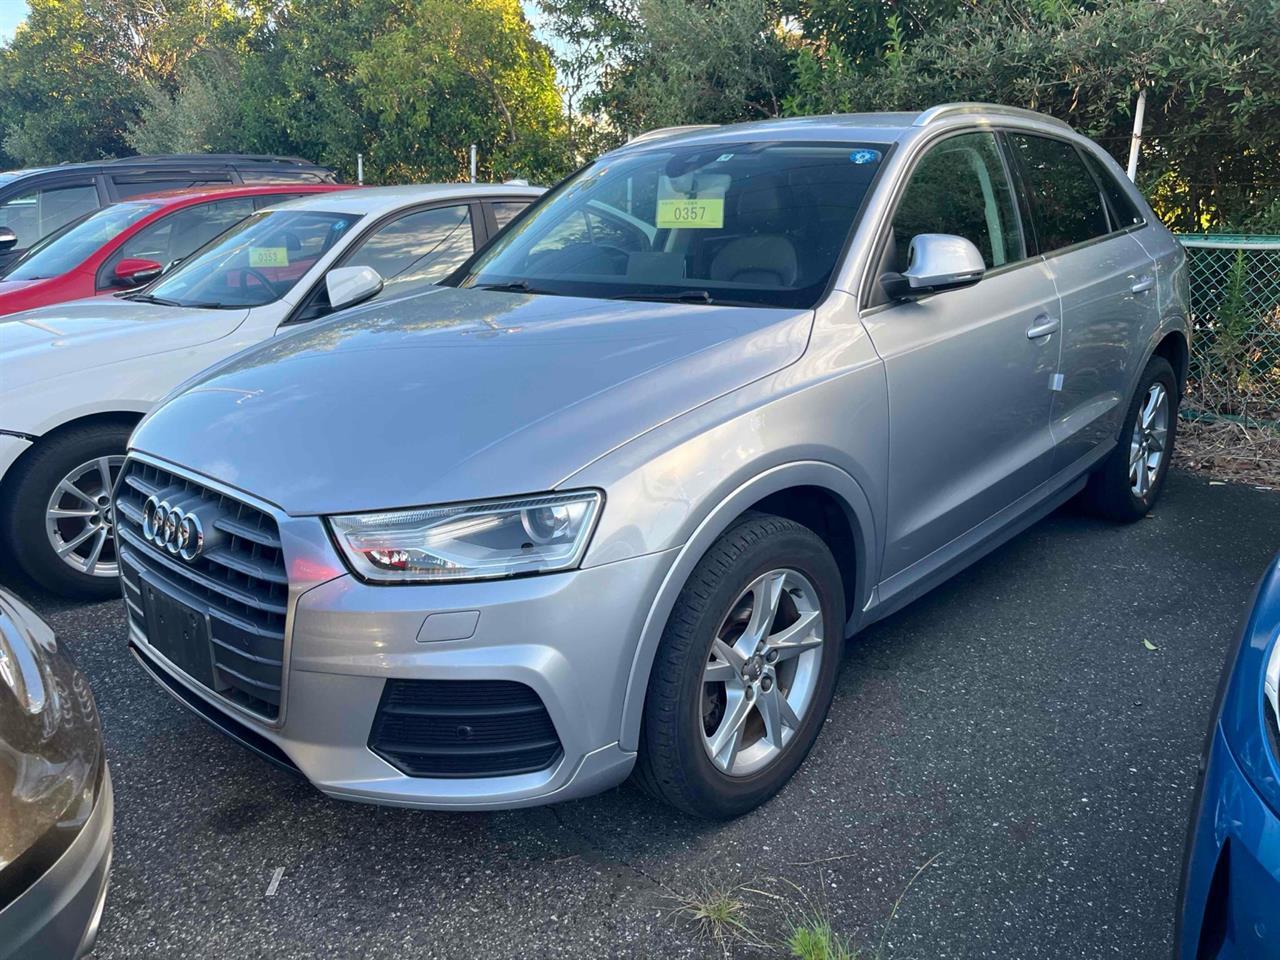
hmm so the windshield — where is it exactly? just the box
[143,208,360,309]
[448,141,887,308]
[0,202,161,281]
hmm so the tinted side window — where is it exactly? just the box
[0,182,100,248]
[102,198,257,284]
[1009,134,1110,251]
[111,176,231,199]
[891,131,1024,270]
[491,201,530,230]
[1080,151,1144,230]
[345,204,475,301]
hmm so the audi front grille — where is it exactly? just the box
[114,457,288,720]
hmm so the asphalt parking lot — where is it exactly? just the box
[5,469,1277,960]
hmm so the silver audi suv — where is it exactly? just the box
[117,104,1188,818]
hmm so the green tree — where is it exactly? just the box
[126,48,246,154]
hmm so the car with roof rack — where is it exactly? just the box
[0,182,542,598]
[120,103,1189,818]
[0,154,337,271]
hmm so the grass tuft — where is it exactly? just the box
[787,916,860,960]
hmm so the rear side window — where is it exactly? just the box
[1008,134,1110,251]
[491,201,530,230]
[1080,151,1145,230]
[890,131,1025,271]
[0,182,100,248]
[111,176,231,199]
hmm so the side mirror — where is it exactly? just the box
[325,265,384,312]
[882,233,985,302]
[112,257,164,288]
[0,227,16,252]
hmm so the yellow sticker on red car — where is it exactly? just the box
[249,247,289,268]
[656,197,724,229]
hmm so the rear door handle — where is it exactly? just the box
[1130,275,1155,294]
[1026,315,1059,339]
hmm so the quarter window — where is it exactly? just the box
[491,201,530,230]
[1080,151,1144,230]
[890,132,1024,271]
[1008,134,1110,251]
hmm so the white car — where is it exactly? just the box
[0,183,543,597]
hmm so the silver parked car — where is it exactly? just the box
[118,104,1188,818]
[0,589,112,959]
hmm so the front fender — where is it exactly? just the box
[610,460,877,753]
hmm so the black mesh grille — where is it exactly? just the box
[369,679,562,778]
[115,458,287,720]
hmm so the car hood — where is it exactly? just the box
[0,278,43,296]
[0,297,249,389]
[133,286,812,514]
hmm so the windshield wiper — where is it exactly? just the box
[612,290,747,306]
[124,293,183,306]
[473,280,552,295]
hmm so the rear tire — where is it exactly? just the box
[634,512,844,819]
[1,424,131,599]
[1083,355,1178,523]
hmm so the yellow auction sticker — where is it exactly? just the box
[656,197,724,229]
[248,247,289,268]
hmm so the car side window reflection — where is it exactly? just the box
[344,204,475,302]
[890,132,1025,273]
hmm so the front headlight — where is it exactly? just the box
[327,491,602,583]
[1266,635,1279,749]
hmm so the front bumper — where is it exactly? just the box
[0,433,32,487]
[0,766,113,960]
[1178,724,1280,960]
[130,542,677,810]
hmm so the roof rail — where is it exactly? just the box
[627,124,720,146]
[105,154,322,167]
[913,103,1072,131]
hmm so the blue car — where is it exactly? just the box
[1178,554,1280,958]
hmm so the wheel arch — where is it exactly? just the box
[0,410,143,503]
[617,460,877,753]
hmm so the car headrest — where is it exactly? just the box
[708,235,798,288]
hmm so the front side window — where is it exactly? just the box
[0,182,99,249]
[345,204,475,301]
[890,132,1025,272]
[142,209,359,308]
[1,201,161,282]
[102,198,257,285]
[1009,134,1110,251]
[448,141,888,309]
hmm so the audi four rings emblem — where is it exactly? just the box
[141,495,205,561]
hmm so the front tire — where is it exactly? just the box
[1083,355,1179,522]
[634,513,844,819]
[1,424,130,599]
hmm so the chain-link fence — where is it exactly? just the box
[1180,235,1280,423]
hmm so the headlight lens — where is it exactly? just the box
[327,491,602,583]
[1266,634,1280,747]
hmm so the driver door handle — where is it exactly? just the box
[1130,275,1155,294]
[1026,314,1060,339]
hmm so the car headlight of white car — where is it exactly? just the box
[328,491,602,583]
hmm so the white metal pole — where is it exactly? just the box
[1126,87,1146,182]
[356,153,364,186]
[470,144,477,183]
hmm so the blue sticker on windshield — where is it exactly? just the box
[850,149,881,165]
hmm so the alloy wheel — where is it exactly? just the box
[1129,382,1169,498]
[700,568,825,777]
[44,456,124,579]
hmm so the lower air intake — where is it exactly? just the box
[368,679,563,779]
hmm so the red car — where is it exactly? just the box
[0,183,353,316]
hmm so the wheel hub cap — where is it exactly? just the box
[699,568,825,778]
[1129,382,1170,499]
[44,456,124,579]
